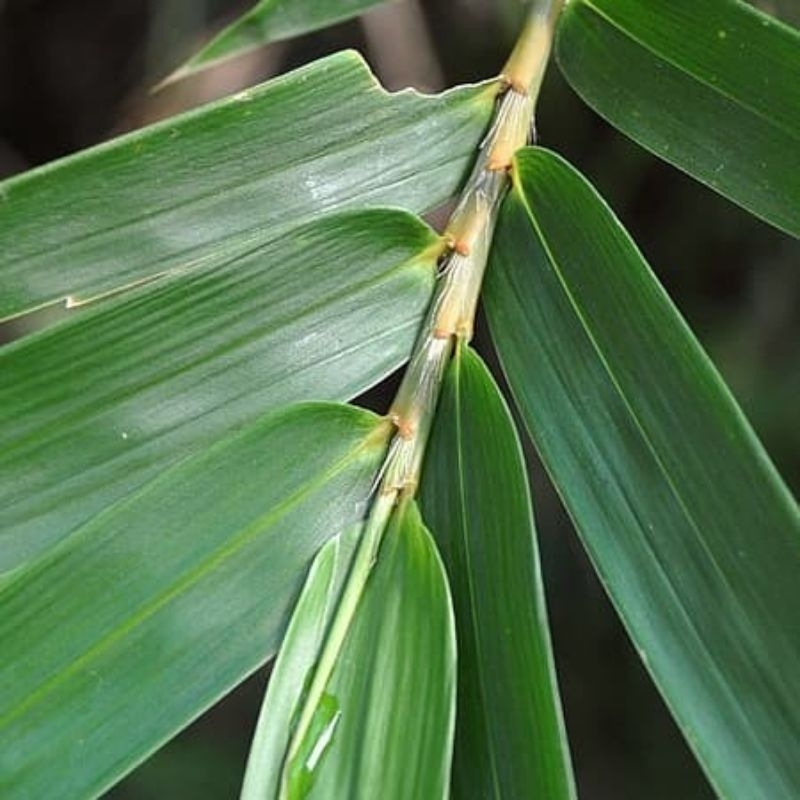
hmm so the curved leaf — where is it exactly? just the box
[420,344,575,800]
[0,49,495,322]
[485,147,800,799]
[556,0,800,237]
[173,0,390,81]
[0,209,435,571]
[284,500,456,799]
[0,403,386,800]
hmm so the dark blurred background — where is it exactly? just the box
[1,1,797,798]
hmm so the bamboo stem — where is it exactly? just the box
[279,2,563,784]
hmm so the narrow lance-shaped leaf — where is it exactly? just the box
[556,0,800,238]
[0,49,495,322]
[485,147,800,799]
[276,500,457,800]
[0,209,437,571]
[240,526,361,800]
[172,0,391,81]
[0,403,387,800]
[420,344,575,800]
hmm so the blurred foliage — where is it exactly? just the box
[0,1,796,798]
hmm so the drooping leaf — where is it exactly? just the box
[419,344,575,800]
[240,526,360,800]
[172,0,390,81]
[0,209,436,571]
[282,500,456,800]
[556,0,800,237]
[0,403,387,800]
[485,147,800,799]
[0,49,495,322]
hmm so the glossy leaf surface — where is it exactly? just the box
[0,49,495,321]
[485,147,800,799]
[556,0,800,237]
[175,0,389,80]
[420,344,575,800]
[286,500,456,799]
[0,209,435,570]
[0,403,386,800]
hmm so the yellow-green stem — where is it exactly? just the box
[278,2,563,788]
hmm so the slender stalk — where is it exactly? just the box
[279,2,563,789]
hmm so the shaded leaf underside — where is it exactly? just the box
[174,0,391,80]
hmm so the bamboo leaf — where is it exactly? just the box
[173,0,390,81]
[0,209,436,571]
[282,500,456,799]
[556,0,800,237]
[485,147,800,799]
[0,49,495,322]
[0,403,386,800]
[419,344,575,800]
[240,527,360,800]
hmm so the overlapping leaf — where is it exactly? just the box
[173,0,390,81]
[556,0,800,237]
[240,527,360,799]
[420,344,575,800]
[485,147,800,799]
[247,500,456,799]
[0,49,495,321]
[0,403,386,800]
[0,209,437,570]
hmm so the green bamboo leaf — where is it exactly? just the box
[0,209,436,571]
[240,526,360,800]
[0,49,495,322]
[556,0,800,237]
[485,147,800,799]
[283,500,456,799]
[419,344,575,800]
[172,0,390,81]
[0,402,387,800]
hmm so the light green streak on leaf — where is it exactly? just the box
[0,209,436,571]
[175,0,390,80]
[0,403,387,800]
[420,344,576,800]
[0,49,495,322]
[285,500,457,799]
[240,525,361,800]
[485,146,800,800]
[556,0,800,237]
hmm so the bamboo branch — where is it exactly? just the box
[278,3,564,787]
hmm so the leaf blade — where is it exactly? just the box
[419,344,575,800]
[287,501,456,799]
[240,525,360,800]
[0,209,435,570]
[0,49,495,322]
[0,403,386,800]
[485,147,800,799]
[556,0,800,237]
[175,0,391,80]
